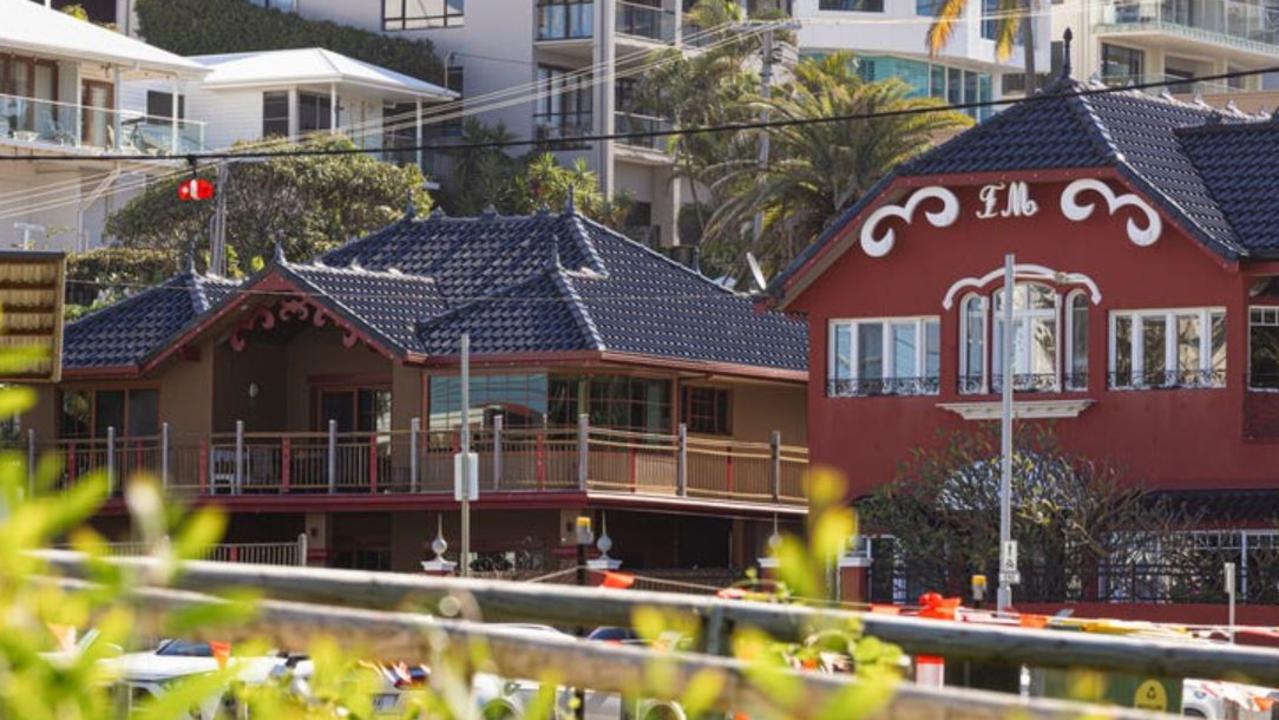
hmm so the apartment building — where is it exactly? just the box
[791,0,1052,121]
[1052,0,1279,93]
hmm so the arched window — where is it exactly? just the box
[1065,290,1089,390]
[959,294,986,394]
[992,283,1059,392]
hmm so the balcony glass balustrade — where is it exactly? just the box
[0,92,206,154]
[1099,0,1279,53]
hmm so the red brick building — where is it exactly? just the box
[763,71,1279,621]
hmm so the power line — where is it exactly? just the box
[4,66,1274,165]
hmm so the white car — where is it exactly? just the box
[101,639,289,719]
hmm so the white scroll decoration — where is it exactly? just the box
[1060,178,1162,247]
[859,186,960,258]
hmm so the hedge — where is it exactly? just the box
[135,0,445,83]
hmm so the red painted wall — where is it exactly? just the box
[788,173,1279,499]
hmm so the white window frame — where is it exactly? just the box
[958,293,988,395]
[827,316,941,397]
[1108,307,1225,390]
[992,283,1061,392]
[1064,289,1090,391]
[1248,306,1279,392]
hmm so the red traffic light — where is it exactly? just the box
[177,178,215,201]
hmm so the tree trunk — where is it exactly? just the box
[1022,0,1038,94]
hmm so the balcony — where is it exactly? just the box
[534,111,594,145]
[1096,0,1279,57]
[617,1,676,43]
[0,93,206,155]
[1102,72,1244,95]
[34,422,809,508]
[615,111,673,153]
[537,0,595,40]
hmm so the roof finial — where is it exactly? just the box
[482,203,498,219]
[185,243,196,275]
[546,235,562,271]
[563,184,576,215]
[404,189,417,220]
[1061,28,1073,79]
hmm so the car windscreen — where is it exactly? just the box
[156,640,212,657]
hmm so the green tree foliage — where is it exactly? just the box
[106,136,431,276]
[439,119,633,228]
[134,0,444,83]
[859,426,1206,602]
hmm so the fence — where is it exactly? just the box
[58,536,307,566]
[33,415,806,507]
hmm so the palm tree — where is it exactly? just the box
[927,0,1039,95]
[703,53,971,278]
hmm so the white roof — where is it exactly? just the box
[192,48,456,101]
[0,0,207,77]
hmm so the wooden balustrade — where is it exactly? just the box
[35,420,807,506]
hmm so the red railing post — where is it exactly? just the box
[229,546,239,563]
[536,432,546,491]
[198,438,209,494]
[725,445,734,496]
[280,437,291,494]
[368,433,379,493]
[629,446,638,492]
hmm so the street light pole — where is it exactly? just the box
[460,333,471,578]
[997,253,1016,615]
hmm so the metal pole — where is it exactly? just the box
[410,416,421,494]
[751,26,774,241]
[297,532,309,567]
[769,430,782,503]
[997,253,1015,615]
[161,422,170,490]
[460,333,471,579]
[492,414,503,492]
[577,413,589,491]
[234,420,245,496]
[327,419,337,494]
[106,425,116,495]
[1226,561,1237,643]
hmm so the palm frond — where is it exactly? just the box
[927,0,969,56]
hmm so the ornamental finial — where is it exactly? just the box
[404,189,417,220]
[1061,28,1073,79]
[431,515,448,558]
[563,184,576,215]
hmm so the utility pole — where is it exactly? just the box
[573,515,592,720]
[460,333,471,578]
[997,253,1017,614]
[752,24,775,242]
[210,161,228,275]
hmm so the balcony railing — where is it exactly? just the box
[537,0,594,40]
[615,111,673,151]
[1103,73,1243,96]
[0,92,206,155]
[59,537,307,566]
[617,1,676,43]
[533,111,594,143]
[1097,0,1279,52]
[1108,368,1226,390]
[33,417,807,507]
[827,377,940,397]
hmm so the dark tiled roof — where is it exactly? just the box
[66,209,807,373]
[768,80,1274,301]
[63,273,239,369]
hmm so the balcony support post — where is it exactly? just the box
[280,436,291,494]
[415,98,423,172]
[410,416,420,493]
[329,83,337,137]
[161,422,170,491]
[113,66,123,151]
[492,414,503,491]
[327,419,337,494]
[577,413,589,491]
[106,425,116,495]
[170,75,180,155]
[27,428,36,496]
[234,420,245,495]
[770,430,782,504]
[676,422,687,497]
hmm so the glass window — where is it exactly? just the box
[357,389,392,434]
[126,389,159,437]
[1111,310,1225,389]
[947,67,962,106]
[1101,43,1144,84]
[819,0,883,9]
[384,0,465,29]
[1067,293,1089,389]
[992,283,1059,391]
[429,374,550,430]
[262,91,289,137]
[59,390,91,438]
[537,0,594,39]
[960,295,985,394]
[828,318,940,396]
[94,390,125,438]
[1250,307,1279,389]
[682,386,731,435]
[146,91,185,124]
[981,0,998,39]
[298,92,332,133]
[535,66,593,140]
[930,64,946,100]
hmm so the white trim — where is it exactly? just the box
[1060,178,1163,246]
[859,187,959,258]
[937,399,1095,420]
[941,264,1101,310]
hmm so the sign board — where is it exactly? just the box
[453,451,478,502]
[1032,667,1181,712]
[0,251,65,382]
[1001,541,1018,573]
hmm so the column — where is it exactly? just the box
[594,0,617,198]
[329,83,338,136]
[288,87,300,139]
[415,98,424,172]
[303,512,331,567]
